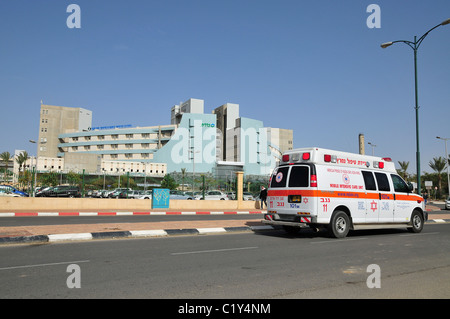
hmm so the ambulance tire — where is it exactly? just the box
[407,210,424,233]
[328,211,350,238]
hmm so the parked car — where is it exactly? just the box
[127,190,143,199]
[227,192,236,200]
[0,185,28,197]
[138,190,152,199]
[170,190,194,200]
[196,190,228,200]
[446,196,450,210]
[108,188,132,198]
[35,186,54,197]
[242,192,255,201]
[36,185,81,198]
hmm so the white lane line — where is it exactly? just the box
[0,260,90,271]
[400,232,440,237]
[171,246,258,255]
[311,238,369,244]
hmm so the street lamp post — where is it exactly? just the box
[381,18,450,195]
[436,136,450,197]
[368,142,377,156]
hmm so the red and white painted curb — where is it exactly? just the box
[0,211,264,217]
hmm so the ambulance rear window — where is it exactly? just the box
[288,166,309,187]
[270,167,289,188]
[362,171,377,191]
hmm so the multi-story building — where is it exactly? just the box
[57,124,176,163]
[38,104,92,158]
[31,98,293,179]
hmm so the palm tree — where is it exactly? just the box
[398,161,410,181]
[15,151,29,186]
[429,156,447,197]
[1,151,12,183]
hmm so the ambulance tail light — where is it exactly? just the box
[324,154,337,163]
[310,174,317,187]
[374,161,384,169]
[282,154,290,162]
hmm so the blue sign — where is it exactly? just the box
[89,124,132,131]
[152,188,170,209]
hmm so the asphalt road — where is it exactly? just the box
[0,213,262,227]
[0,201,445,227]
[1,222,449,299]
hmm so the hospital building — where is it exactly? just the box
[24,98,293,180]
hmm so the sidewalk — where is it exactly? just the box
[0,210,270,244]
[0,209,449,245]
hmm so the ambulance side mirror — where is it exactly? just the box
[407,182,414,193]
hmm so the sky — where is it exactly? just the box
[0,0,449,175]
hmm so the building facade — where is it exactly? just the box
[38,104,92,158]
[32,98,293,179]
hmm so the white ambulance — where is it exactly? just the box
[263,147,427,238]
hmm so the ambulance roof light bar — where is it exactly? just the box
[282,152,311,164]
[324,154,337,163]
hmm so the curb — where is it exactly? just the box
[0,225,275,245]
[0,211,264,217]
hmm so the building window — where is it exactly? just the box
[126,134,133,139]
[112,134,118,140]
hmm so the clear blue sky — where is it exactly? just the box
[1,0,449,175]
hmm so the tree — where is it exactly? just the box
[67,171,82,186]
[161,174,179,190]
[429,156,447,197]
[39,171,59,187]
[1,151,12,182]
[15,151,28,187]
[397,161,410,181]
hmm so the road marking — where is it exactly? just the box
[311,238,368,244]
[171,246,258,255]
[0,260,90,271]
[400,232,440,237]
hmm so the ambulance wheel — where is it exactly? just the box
[407,210,424,233]
[328,211,350,238]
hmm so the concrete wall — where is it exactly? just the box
[0,197,261,212]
